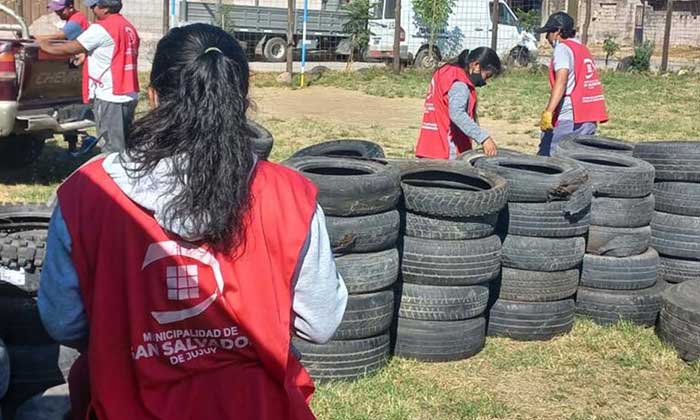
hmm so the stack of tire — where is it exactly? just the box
[284,141,400,382]
[633,141,700,287]
[471,154,591,341]
[632,141,700,360]
[555,151,666,326]
[0,203,77,418]
[395,162,508,361]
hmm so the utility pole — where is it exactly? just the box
[163,0,170,35]
[490,0,499,51]
[392,0,401,74]
[287,0,295,75]
[581,0,592,45]
[660,0,673,72]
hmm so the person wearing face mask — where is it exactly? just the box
[536,12,608,156]
[416,47,503,159]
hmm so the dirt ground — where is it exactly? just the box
[251,86,541,155]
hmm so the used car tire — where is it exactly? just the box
[398,283,489,321]
[658,255,700,284]
[561,152,654,198]
[334,249,398,293]
[333,291,394,340]
[653,182,700,217]
[502,235,585,272]
[456,148,527,165]
[292,334,390,382]
[401,235,501,286]
[401,167,508,218]
[554,134,635,157]
[633,141,700,182]
[0,297,53,345]
[586,225,650,257]
[404,211,497,240]
[499,268,579,302]
[0,203,53,232]
[326,210,400,254]
[284,156,400,217]
[575,281,666,327]
[580,248,659,291]
[246,121,274,160]
[473,154,590,209]
[0,230,47,294]
[487,299,575,341]
[394,317,486,362]
[13,384,70,420]
[501,200,591,238]
[651,211,700,260]
[657,280,700,362]
[291,139,385,159]
[590,195,654,228]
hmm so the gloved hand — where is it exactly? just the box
[540,111,554,132]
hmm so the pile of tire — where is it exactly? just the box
[284,141,400,382]
[472,154,591,341]
[395,162,508,361]
[632,141,700,361]
[633,141,700,286]
[0,203,77,418]
[557,151,665,326]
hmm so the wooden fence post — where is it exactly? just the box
[581,0,592,45]
[490,0,499,51]
[660,0,673,72]
[393,0,401,73]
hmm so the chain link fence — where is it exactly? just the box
[0,0,697,70]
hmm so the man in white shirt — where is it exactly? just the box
[38,0,140,153]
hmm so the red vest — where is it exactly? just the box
[57,158,318,420]
[416,65,478,159]
[82,14,140,104]
[549,39,608,124]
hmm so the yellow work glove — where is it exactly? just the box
[540,111,554,132]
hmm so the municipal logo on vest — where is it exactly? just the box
[142,241,224,325]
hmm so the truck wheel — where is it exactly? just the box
[0,136,46,170]
[414,48,440,70]
[263,37,288,62]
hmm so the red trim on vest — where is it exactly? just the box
[82,14,140,104]
[549,39,608,125]
[57,158,318,420]
[415,65,478,159]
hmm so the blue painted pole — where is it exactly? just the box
[300,0,309,87]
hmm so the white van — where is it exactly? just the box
[367,0,538,68]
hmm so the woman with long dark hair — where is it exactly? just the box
[415,47,503,159]
[38,23,347,420]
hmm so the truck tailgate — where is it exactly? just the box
[17,43,82,109]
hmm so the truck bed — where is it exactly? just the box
[185,2,349,36]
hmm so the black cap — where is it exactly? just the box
[535,12,575,34]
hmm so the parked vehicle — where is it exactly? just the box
[0,4,93,169]
[183,0,352,62]
[368,0,538,68]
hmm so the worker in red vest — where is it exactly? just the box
[537,12,609,156]
[38,0,140,154]
[38,24,348,420]
[416,47,503,159]
[35,0,89,41]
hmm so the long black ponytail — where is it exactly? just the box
[126,24,254,253]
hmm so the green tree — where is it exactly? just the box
[343,0,374,70]
[602,35,620,66]
[514,8,540,33]
[412,0,455,67]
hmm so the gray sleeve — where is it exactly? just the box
[448,82,490,144]
[292,205,348,344]
[553,44,574,72]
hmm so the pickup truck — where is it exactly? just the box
[0,4,94,169]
